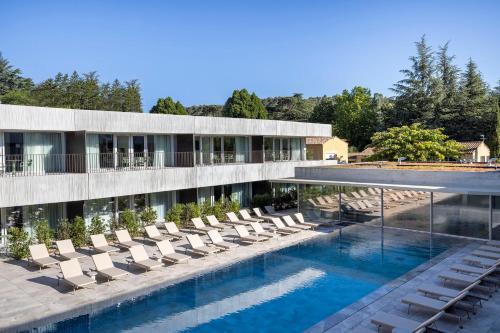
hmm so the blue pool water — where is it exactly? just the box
[37,226,461,333]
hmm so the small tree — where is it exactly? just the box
[225,199,240,214]
[56,218,72,240]
[200,200,214,219]
[213,198,226,221]
[88,216,107,236]
[7,227,31,260]
[150,97,187,115]
[165,203,184,226]
[369,123,462,161]
[33,219,52,248]
[140,207,158,226]
[120,209,140,237]
[71,216,87,248]
[183,202,201,226]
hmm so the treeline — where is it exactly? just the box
[2,35,500,154]
[181,36,500,154]
[0,53,142,112]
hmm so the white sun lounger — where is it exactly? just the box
[478,245,500,254]
[371,311,443,333]
[401,293,468,326]
[186,234,220,256]
[191,217,215,233]
[226,212,251,225]
[59,259,96,293]
[486,240,500,248]
[234,225,268,243]
[463,255,499,268]
[115,229,141,249]
[156,240,190,264]
[250,222,275,238]
[270,217,300,235]
[471,250,500,260]
[91,252,128,282]
[90,234,119,254]
[56,239,86,260]
[207,230,239,250]
[144,225,169,242]
[282,215,311,230]
[294,213,322,229]
[239,209,264,223]
[253,208,275,222]
[28,244,59,270]
[164,222,185,240]
[264,205,287,217]
[206,215,227,230]
[129,245,163,271]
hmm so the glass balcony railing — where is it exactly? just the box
[0,150,309,177]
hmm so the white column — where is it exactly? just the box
[113,135,118,168]
[0,131,4,174]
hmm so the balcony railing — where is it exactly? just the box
[0,151,309,177]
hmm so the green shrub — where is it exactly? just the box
[88,216,107,236]
[71,216,87,248]
[225,199,240,214]
[165,203,184,226]
[140,206,158,226]
[251,193,272,208]
[7,227,31,260]
[213,198,226,221]
[56,218,72,240]
[33,219,52,248]
[120,209,140,237]
[183,202,201,226]
[200,200,214,219]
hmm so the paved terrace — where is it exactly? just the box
[0,223,334,332]
[308,241,500,333]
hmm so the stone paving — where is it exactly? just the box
[307,240,500,333]
[0,223,336,333]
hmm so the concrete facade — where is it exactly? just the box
[0,160,335,207]
[0,104,331,137]
[293,166,500,195]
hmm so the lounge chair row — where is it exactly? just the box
[358,241,500,333]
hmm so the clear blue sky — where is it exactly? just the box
[1,0,499,111]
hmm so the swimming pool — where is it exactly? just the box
[38,226,460,333]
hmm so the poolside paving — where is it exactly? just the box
[308,239,500,333]
[0,223,336,332]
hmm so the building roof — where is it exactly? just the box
[459,141,485,152]
[305,136,345,145]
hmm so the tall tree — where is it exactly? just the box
[435,42,460,129]
[150,96,187,115]
[262,93,317,121]
[455,58,493,142]
[389,35,441,127]
[310,87,380,150]
[122,80,142,112]
[0,52,33,96]
[222,89,267,119]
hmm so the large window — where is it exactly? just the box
[340,186,381,226]
[264,137,304,162]
[493,196,500,240]
[98,134,113,168]
[84,197,115,227]
[383,190,430,232]
[433,192,489,239]
[299,184,340,223]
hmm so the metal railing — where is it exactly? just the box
[0,151,311,177]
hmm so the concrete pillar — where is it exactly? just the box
[381,188,384,228]
[489,195,493,241]
[430,192,434,234]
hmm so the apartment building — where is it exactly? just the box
[0,104,335,238]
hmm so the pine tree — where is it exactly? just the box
[150,96,187,115]
[122,80,142,112]
[222,89,268,119]
[0,52,33,96]
[435,42,460,133]
[390,35,440,126]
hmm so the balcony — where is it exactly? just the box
[0,151,311,177]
